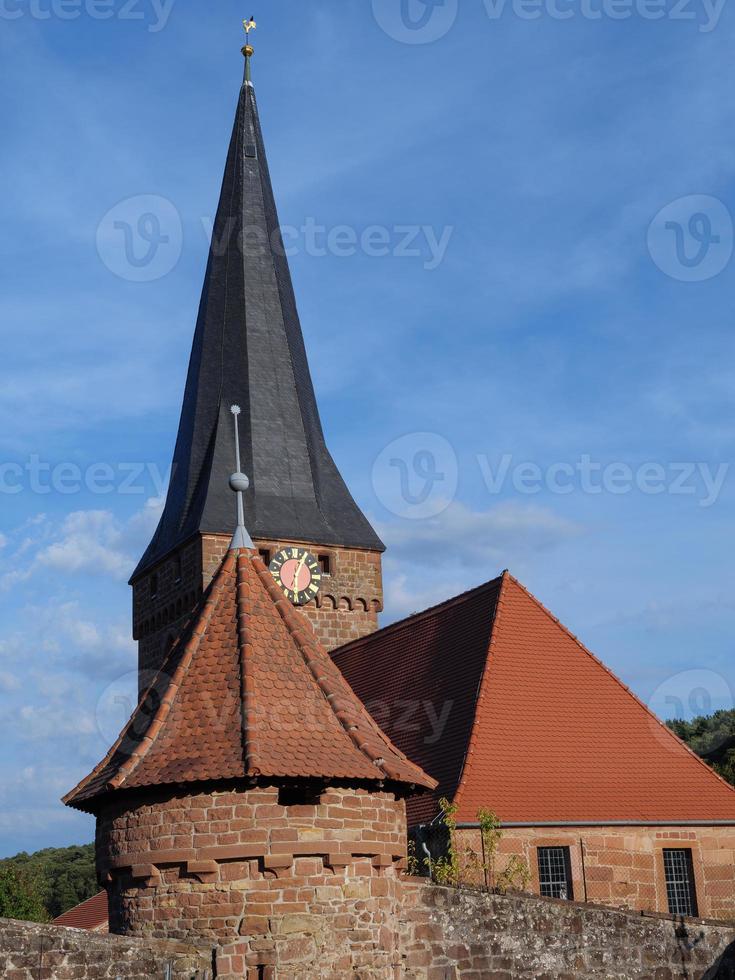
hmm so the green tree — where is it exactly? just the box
[0,843,97,919]
[0,863,49,922]
[667,708,735,788]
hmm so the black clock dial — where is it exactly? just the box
[269,547,322,606]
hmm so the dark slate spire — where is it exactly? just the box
[133,54,384,581]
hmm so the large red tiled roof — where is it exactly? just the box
[64,551,434,811]
[334,571,735,826]
[332,578,502,825]
[53,891,108,931]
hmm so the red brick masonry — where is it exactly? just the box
[98,785,407,976]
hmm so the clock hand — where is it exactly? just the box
[293,553,308,593]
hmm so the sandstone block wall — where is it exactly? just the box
[247,537,383,650]
[133,534,382,681]
[98,783,407,978]
[133,536,204,681]
[0,917,210,979]
[400,882,735,979]
[456,824,735,920]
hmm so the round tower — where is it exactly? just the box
[65,549,435,978]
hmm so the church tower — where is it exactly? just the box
[131,42,384,677]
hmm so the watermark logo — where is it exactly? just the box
[648,668,734,752]
[0,0,176,32]
[96,669,144,746]
[372,433,458,519]
[648,195,733,282]
[372,0,459,43]
[97,195,183,282]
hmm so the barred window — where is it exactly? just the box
[537,846,574,900]
[663,849,698,917]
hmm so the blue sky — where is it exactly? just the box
[1,0,734,856]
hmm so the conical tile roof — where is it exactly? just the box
[65,551,434,812]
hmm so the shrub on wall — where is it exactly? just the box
[409,798,531,893]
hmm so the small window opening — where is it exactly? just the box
[259,549,272,566]
[318,554,332,576]
[663,848,698,917]
[278,784,323,807]
[150,573,159,599]
[537,846,574,900]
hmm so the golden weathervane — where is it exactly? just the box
[242,15,257,80]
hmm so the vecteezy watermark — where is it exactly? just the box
[372,0,725,39]
[203,217,455,272]
[373,433,459,519]
[372,0,459,43]
[648,668,734,752]
[372,438,729,517]
[96,669,456,754]
[97,195,183,282]
[482,0,726,31]
[0,457,169,497]
[0,0,175,32]
[648,195,733,282]
[97,195,454,282]
[477,454,729,508]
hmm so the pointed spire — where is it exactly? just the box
[65,550,436,811]
[132,43,384,582]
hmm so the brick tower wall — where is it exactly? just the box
[132,534,383,684]
[96,783,406,979]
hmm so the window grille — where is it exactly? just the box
[537,846,574,900]
[663,849,698,917]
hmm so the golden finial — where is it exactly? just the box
[242,15,256,81]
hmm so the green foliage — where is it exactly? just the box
[429,799,531,894]
[0,863,49,922]
[667,709,735,787]
[431,798,460,887]
[497,854,532,894]
[0,843,96,920]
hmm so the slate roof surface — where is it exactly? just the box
[65,551,434,811]
[53,891,108,932]
[333,571,735,826]
[133,72,383,581]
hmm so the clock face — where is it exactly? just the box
[269,547,322,606]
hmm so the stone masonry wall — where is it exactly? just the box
[400,882,735,979]
[457,824,735,920]
[0,917,210,980]
[98,783,406,978]
[133,536,204,683]
[133,536,382,682]
[4,874,734,979]
[209,534,383,651]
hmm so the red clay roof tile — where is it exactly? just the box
[334,571,735,826]
[64,551,434,811]
[53,891,108,931]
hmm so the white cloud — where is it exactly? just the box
[1,497,165,590]
[15,703,97,742]
[0,672,20,693]
[37,510,131,579]
[380,500,583,569]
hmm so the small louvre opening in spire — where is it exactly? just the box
[245,143,257,158]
